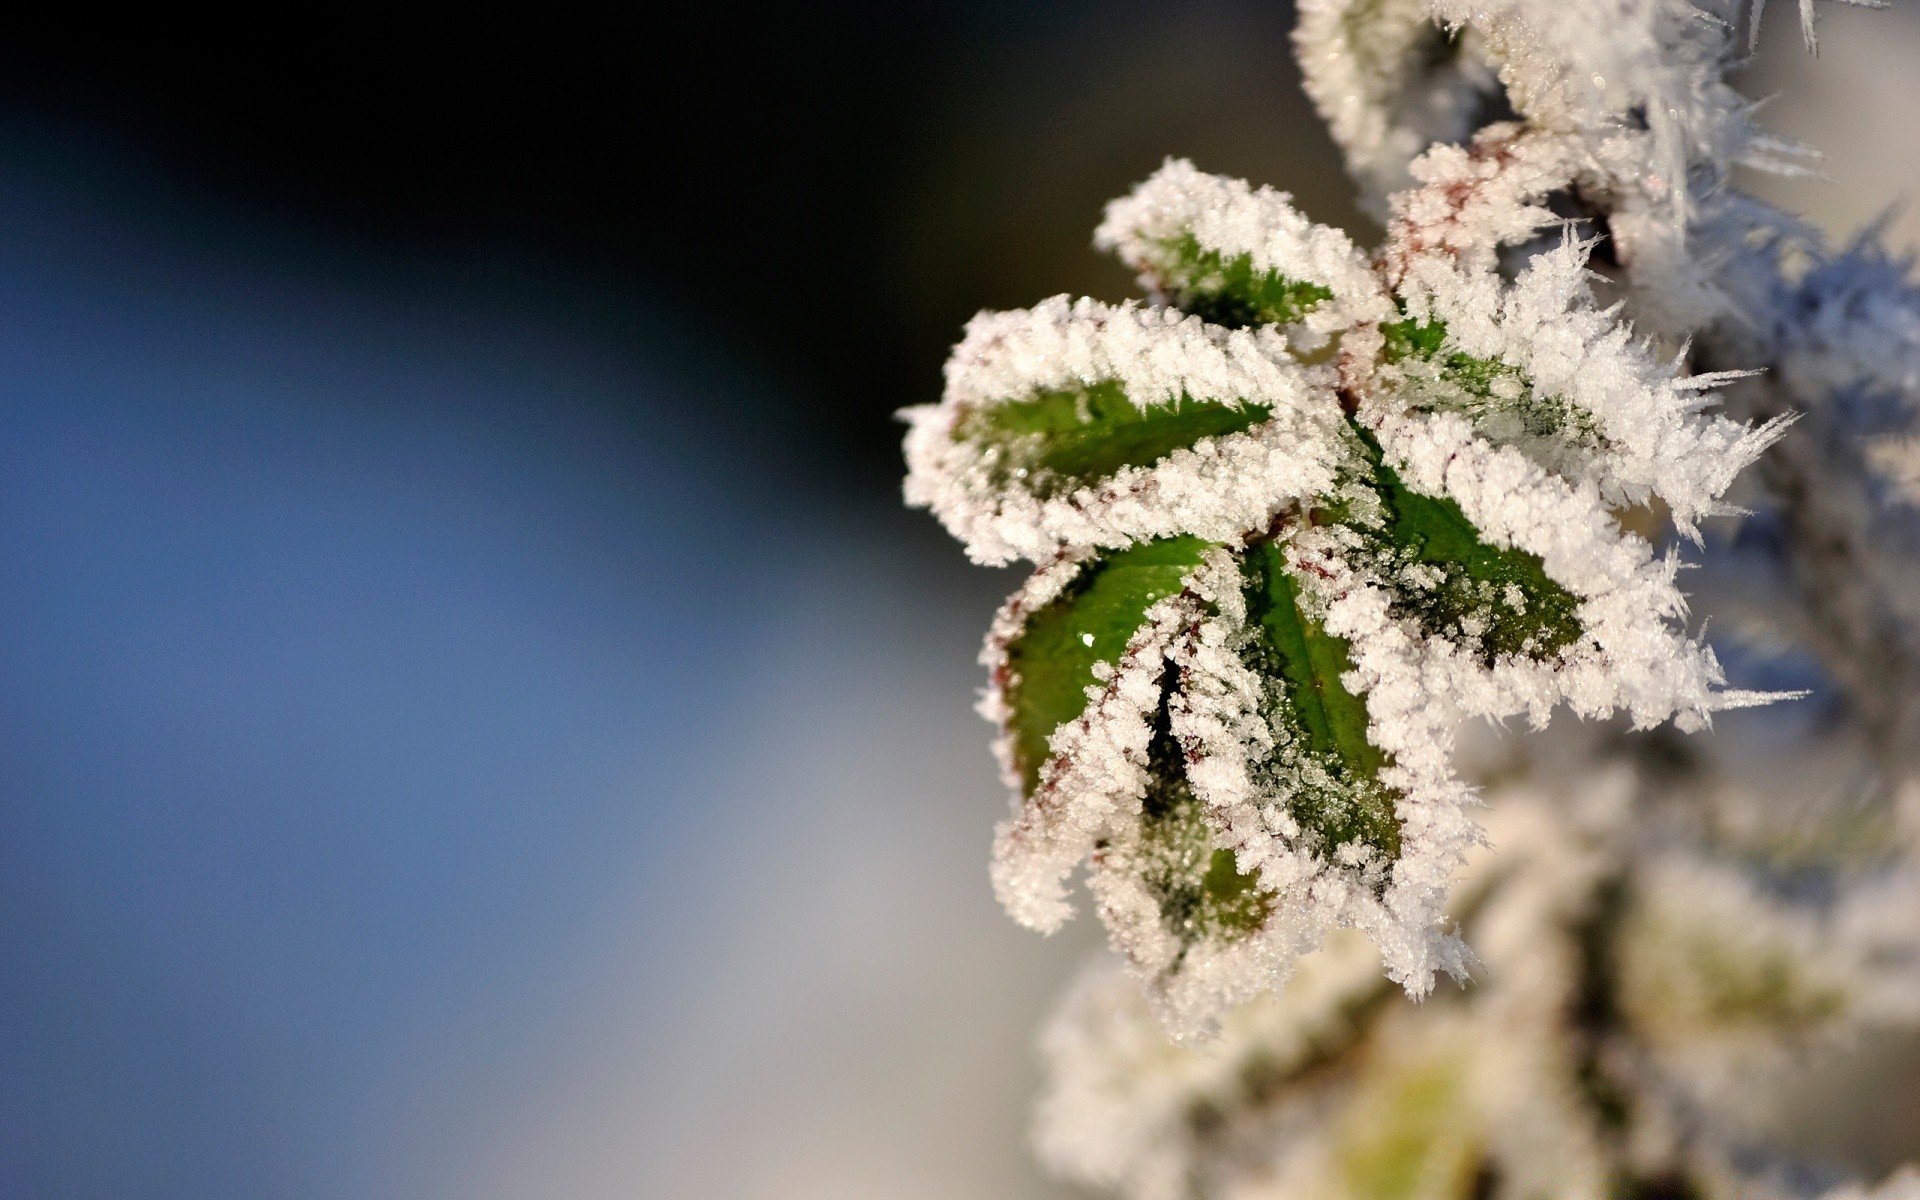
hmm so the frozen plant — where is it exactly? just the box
[902,0,1920,1195]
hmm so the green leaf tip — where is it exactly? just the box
[1137,684,1274,944]
[1140,233,1336,330]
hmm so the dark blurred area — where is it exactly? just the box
[0,5,1378,1198]
[0,3,1361,497]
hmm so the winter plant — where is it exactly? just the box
[902,0,1920,1196]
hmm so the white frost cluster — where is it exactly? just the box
[1035,738,1920,1198]
[909,0,1920,1191]
[1385,166,1792,534]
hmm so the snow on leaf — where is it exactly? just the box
[1381,313,1604,452]
[1129,233,1336,332]
[1364,408,1757,730]
[987,563,1207,934]
[987,540,1409,1025]
[1388,212,1794,536]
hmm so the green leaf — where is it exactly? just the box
[1369,459,1583,662]
[1003,537,1216,792]
[955,379,1270,499]
[1241,543,1402,861]
[1383,315,1599,442]
[1136,677,1273,944]
[1343,421,1583,663]
[1380,315,1450,362]
[1134,232,1335,329]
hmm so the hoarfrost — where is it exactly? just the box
[904,0,1920,1189]
[1095,160,1395,335]
[908,31,1787,1033]
[903,297,1345,565]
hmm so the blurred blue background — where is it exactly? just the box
[0,3,1910,1197]
[0,127,1068,1197]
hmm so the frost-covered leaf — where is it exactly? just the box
[985,538,1456,1033]
[985,552,1210,933]
[988,539,1405,1004]
[903,296,1346,565]
[1081,546,1475,1035]
[1353,438,1583,664]
[1097,158,1394,336]
[1001,536,1217,791]
[953,382,1272,504]
[1132,234,1335,331]
[1381,314,1600,449]
[1385,203,1793,535]
[1087,543,1408,990]
[1237,542,1400,856]
[1362,407,1763,731]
